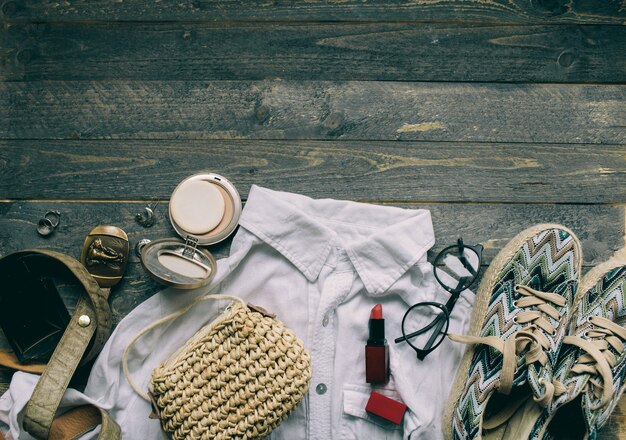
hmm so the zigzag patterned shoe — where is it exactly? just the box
[442,224,582,440]
[527,253,626,440]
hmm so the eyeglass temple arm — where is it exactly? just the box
[438,277,470,317]
[457,252,479,279]
[416,277,469,346]
[461,257,479,277]
[395,275,469,345]
[421,280,468,348]
[394,313,443,343]
[424,281,471,349]
[456,238,483,277]
[422,315,447,352]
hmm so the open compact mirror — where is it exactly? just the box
[138,173,242,289]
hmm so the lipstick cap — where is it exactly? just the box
[365,392,407,425]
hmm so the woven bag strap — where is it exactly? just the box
[123,294,246,401]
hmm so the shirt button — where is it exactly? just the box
[316,383,327,395]
[322,314,329,327]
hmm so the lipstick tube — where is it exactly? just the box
[366,304,389,384]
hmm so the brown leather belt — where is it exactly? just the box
[0,250,120,440]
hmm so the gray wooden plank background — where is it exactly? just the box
[2,82,624,143]
[2,23,625,82]
[1,140,624,203]
[1,0,625,437]
[2,0,625,24]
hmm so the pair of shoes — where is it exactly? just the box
[442,224,626,440]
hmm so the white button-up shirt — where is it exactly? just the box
[1,185,473,439]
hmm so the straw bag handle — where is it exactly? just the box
[123,294,246,401]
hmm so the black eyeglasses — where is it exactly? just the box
[395,238,483,360]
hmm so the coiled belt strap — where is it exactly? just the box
[0,250,120,440]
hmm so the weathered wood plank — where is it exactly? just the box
[2,82,624,144]
[603,400,626,440]
[1,0,624,24]
[2,23,625,83]
[0,140,624,203]
[0,373,8,394]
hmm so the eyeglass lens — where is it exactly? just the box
[434,245,481,293]
[400,303,449,354]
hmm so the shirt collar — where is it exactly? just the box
[239,185,435,296]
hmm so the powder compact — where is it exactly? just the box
[139,173,242,289]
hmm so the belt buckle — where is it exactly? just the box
[81,226,130,288]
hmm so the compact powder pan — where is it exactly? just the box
[170,180,225,235]
[169,174,241,245]
[139,173,242,289]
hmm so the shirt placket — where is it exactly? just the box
[308,251,354,440]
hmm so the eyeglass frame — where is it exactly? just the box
[394,238,483,360]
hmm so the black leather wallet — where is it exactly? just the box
[0,254,71,364]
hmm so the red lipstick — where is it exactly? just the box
[366,303,389,384]
[370,303,383,319]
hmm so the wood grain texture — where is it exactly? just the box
[1,0,625,24]
[2,23,625,83]
[604,399,626,440]
[2,81,625,144]
[0,371,8,394]
[0,139,624,203]
[0,200,623,320]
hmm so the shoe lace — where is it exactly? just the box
[553,316,626,409]
[450,284,566,406]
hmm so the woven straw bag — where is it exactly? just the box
[124,294,312,439]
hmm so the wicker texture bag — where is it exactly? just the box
[124,294,311,440]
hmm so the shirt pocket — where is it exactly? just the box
[340,384,404,440]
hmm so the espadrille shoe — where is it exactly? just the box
[527,254,626,440]
[442,225,582,440]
